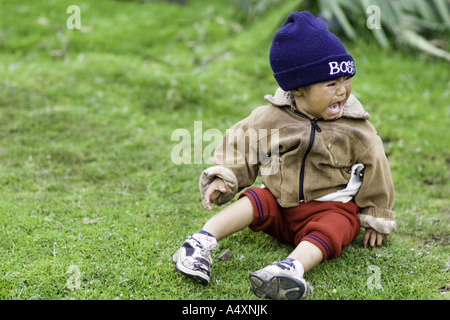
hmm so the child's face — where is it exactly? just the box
[292,76,352,120]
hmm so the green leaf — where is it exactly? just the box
[433,0,450,27]
[328,0,357,39]
[399,29,450,61]
[370,27,391,48]
[414,0,439,22]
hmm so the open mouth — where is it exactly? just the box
[327,101,343,115]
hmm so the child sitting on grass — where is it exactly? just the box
[172,11,396,300]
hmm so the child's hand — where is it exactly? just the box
[363,228,390,248]
[202,178,226,211]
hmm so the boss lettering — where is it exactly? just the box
[328,61,354,75]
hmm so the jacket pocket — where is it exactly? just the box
[260,154,282,199]
[326,133,354,185]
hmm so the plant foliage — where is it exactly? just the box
[315,0,450,61]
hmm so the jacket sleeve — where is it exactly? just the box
[199,112,261,205]
[355,135,396,234]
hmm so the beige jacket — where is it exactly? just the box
[200,88,396,234]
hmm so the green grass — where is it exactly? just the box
[0,0,448,300]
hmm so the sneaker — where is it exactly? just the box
[249,259,312,300]
[172,235,218,285]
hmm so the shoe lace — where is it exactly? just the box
[200,243,219,260]
[188,238,218,272]
[201,243,219,253]
[303,282,314,300]
[187,237,218,260]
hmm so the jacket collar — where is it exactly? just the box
[264,87,370,120]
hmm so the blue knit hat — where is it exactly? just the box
[270,11,355,91]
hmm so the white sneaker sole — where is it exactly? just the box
[249,273,306,300]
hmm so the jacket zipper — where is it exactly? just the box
[293,110,322,201]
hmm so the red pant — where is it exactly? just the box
[239,187,360,261]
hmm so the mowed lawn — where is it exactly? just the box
[0,0,448,300]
